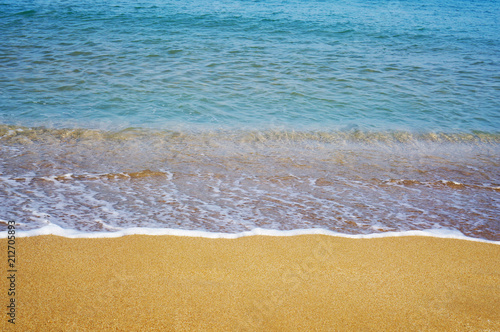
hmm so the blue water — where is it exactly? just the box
[1,0,499,132]
[1,0,500,240]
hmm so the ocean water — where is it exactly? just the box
[1,0,499,240]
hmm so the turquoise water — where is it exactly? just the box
[1,0,499,132]
[1,0,500,240]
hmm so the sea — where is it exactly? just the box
[1,0,499,241]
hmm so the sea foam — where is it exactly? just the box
[2,223,498,245]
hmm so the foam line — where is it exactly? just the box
[1,224,499,245]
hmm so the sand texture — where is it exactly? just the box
[1,235,499,331]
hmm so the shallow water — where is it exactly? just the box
[1,0,499,240]
[1,126,499,240]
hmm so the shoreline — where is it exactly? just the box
[3,223,499,244]
[2,234,499,330]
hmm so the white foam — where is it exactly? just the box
[1,224,498,245]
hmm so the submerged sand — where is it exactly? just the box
[1,235,499,331]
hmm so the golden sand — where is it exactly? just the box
[1,235,499,331]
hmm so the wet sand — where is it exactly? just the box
[2,235,499,331]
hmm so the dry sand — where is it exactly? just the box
[1,235,499,331]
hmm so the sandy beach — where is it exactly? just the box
[2,235,499,331]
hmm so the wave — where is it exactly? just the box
[1,223,499,245]
[2,124,499,241]
[1,124,500,145]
